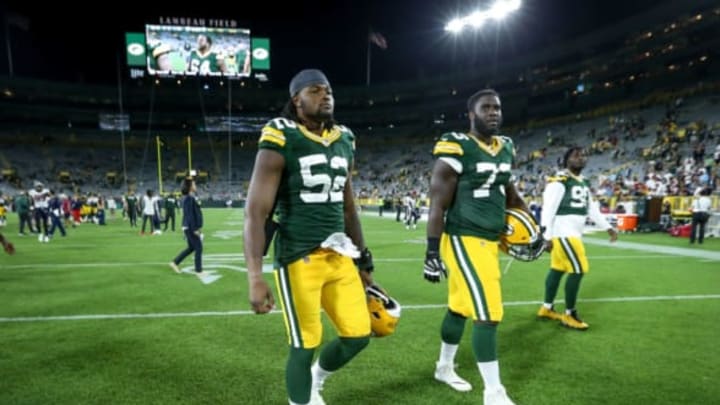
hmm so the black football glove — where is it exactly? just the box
[423,237,446,283]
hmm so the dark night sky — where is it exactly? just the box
[1,0,675,88]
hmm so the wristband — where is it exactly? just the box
[427,237,440,252]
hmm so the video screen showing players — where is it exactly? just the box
[146,25,251,77]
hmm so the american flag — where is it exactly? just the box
[368,32,388,50]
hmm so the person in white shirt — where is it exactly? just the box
[404,193,419,229]
[141,189,159,235]
[690,187,712,244]
[28,181,51,242]
[537,147,618,330]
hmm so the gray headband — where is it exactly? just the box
[289,69,330,96]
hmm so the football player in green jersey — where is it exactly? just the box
[187,34,225,75]
[244,69,375,405]
[147,42,187,73]
[537,146,617,330]
[124,192,139,228]
[425,89,529,405]
[224,46,251,75]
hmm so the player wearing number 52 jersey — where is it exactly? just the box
[538,147,617,330]
[244,69,375,405]
[425,89,529,405]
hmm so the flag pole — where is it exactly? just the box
[187,135,192,173]
[4,16,13,76]
[227,79,232,190]
[156,136,163,195]
[116,53,128,193]
[366,28,371,86]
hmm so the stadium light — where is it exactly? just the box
[446,18,464,33]
[445,0,521,33]
[468,11,487,28]
[488,0,521,20]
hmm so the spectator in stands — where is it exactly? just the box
[693,143,705,166]
[689,188,712,245]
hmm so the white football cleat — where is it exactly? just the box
[483,385,515,405]
[168,262,181,274]
[434,362,473,392]
[309,391,326,405]
[310,362,327,405]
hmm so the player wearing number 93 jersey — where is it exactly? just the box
[537,146,617,331]
[425,89,529,403]
[244,69,375,405]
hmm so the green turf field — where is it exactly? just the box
[1,209,718,404]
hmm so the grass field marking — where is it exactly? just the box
[1,294,718,323]
[585,238,720,261]
[0,254,702,270]
[211,230,243,240]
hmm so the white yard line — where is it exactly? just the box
[584,238,720,261]
[0,254,705,270]
[1,294,718,323]
[2,253,696,270]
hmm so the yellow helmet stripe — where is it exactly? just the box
[507,209,538,240]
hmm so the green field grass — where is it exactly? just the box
[1,210,718,404]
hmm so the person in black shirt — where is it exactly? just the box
[169,178,206,277]
[163,193,178,232]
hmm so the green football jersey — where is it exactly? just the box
[258,117,355,266]
[188,50,221,74]
[165,197,177,212]
[225,50,249,75]
[126,195,138,210]
[148,43,185,72]
[550,171,591,216]
[433,132,515,240]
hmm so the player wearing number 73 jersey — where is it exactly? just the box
[425,89,529,405]
[537,146,617,330]
[244,69,375,405]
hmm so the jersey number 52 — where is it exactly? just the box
[299,154,348,203]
